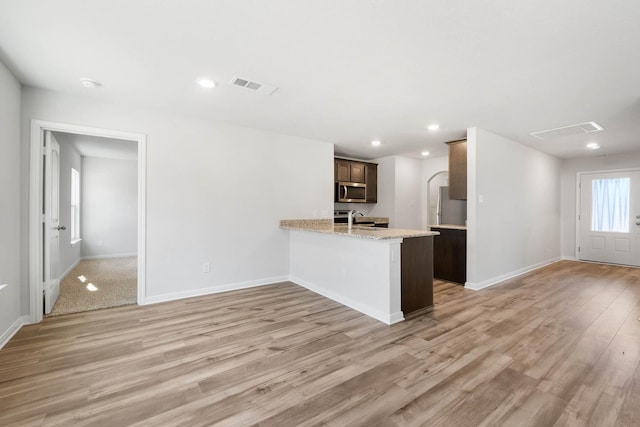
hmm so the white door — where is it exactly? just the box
[579,170,640,267]
[44,131,62,314]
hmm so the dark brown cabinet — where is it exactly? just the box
[334,158,377,203]
[401,236,434,314]
[446,139,467,200]
[365,163,377,203]
[335,159,365,183]
[431,227,466,284]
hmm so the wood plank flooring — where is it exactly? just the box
[1,260,639,426]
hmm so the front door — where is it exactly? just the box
[578,170,640,267]
[44,131,62,314]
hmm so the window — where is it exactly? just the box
[591,177,630,233]
[70,168,81,243]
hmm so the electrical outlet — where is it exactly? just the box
[202,262,211,273]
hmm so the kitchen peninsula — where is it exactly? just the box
[280,219,438,324]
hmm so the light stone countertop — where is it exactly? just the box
[428,224,467,231]
[280,219,439,240]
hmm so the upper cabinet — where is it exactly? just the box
[335,159,366,183]
[446,139,467,200]
[334,158,378,203]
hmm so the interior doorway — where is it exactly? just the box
[426,170,448,226]
[577,169,640,267]
[48,131,139,315]
[29,120,146,323]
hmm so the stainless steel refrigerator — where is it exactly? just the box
[437,186,467,225]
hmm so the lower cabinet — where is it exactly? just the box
[431,227,466,284]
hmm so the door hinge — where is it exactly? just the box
[578,246,580,252]
[578,214,581,220]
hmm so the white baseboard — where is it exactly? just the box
[60,258,81,280]
[0,315,30,350]
[142,275,289,305]
[81,252,137,260]
[465,257,561,291]
[290,275,404,325]
[561,256,579,261]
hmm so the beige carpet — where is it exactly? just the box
[49,257,137,316]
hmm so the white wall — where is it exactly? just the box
[394,156,423,229]
[367,155,424,229]
[57,136,82,273]
[0,59,23,346]
[467,127,561,289]
[20,87,334,304]
[367,156,396,224]
[81,156,138,258]
[560,150,640,259]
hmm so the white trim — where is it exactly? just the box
[574,171,581,261]
[464,258,560,291]
[29,121,43,324]
[29,120,147,323]
[561,255,579,261]
[576,259,640,269]
[142,276,288,305]
[0,316,30,350]
[81,252,138,260]
[290,275,404,325]
[137,137,147,307]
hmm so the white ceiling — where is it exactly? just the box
[1,1,639,160]
[53,132,137,160]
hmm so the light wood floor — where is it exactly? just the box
[1,260,639,426]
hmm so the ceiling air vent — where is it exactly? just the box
[530,121,603,140]
[229,76,278,96]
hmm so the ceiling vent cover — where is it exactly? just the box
[530,121,603,140]
[229,76,278,96]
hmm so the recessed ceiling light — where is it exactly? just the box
[586,142,600,150]
[421,151,430,156]
[198,78,216,89]
[371,140,381,146]
[79,78,102,88]
[427,124,440,131]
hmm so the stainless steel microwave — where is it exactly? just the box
[336,181,367,203]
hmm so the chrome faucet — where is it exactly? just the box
[348,210,364,230]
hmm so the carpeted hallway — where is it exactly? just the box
[49,256,137,316]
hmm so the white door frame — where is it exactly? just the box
[575,167,640,264]
[29,120,147,323]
